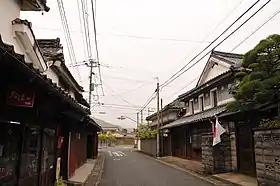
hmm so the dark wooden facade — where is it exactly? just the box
[58,119,99,180]
[166,122,211,161]
[0,52,59,186]
[0,36,99,186]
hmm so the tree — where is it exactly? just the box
[137,124,157,140]
[98,133,106,141]
[227,34,280,112]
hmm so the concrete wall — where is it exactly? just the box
[217,84,235,106]
[46,68,59,84]
[0,0,22,53]
[254,128,280,186]
[116,138,134,146]
[140,139,157,156]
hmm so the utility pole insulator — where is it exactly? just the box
[90,83,95,91]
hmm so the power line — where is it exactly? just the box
[95,103,156,109]
[57,0,82,84]
[90,0,105,96]
[231,7,280,52]
[94,105,155,111]
[160,0,271,89]
[166,77,199,99]
[76,0,88,61]
[33,26,213,43]
[177,0,245,68]
[140,91,157,112]
[101,80,136,107]
[160,0,262,89]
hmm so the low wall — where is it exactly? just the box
[140,139,157,156]
[254,128,280,186]
[116,138,134,146]
[202,132,232,174]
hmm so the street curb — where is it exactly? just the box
[81,152,105,186]
[137,151,239,186]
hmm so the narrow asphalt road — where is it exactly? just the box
[99,146,214,186]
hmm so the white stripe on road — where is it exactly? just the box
[110,151,128,157]
[117,151,127,156]
[108,151,112,156]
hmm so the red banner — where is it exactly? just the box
[6,88,35,108]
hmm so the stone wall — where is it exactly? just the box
[254,128,280,186]
[140,139,157,156]
[230,132,237,171]
[202,132,232,174]
[202,132,214,174]
[214,132,232,173]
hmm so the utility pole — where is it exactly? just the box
[161,98,163,157]
[156,78,160,157]
[88,59,94,108]
[141,110,143,124]
[147,108,152,126]
[136,112,139,150]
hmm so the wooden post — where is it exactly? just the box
[16,122,25,186]
[94,132,98,158]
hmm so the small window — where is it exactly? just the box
[200,96,204,111]
[190,100,194,114]
[212,90,218,107]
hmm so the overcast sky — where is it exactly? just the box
[21,0,280,128]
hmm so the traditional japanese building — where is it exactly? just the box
[0,1,101,185]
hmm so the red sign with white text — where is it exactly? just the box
[6,88,35,108]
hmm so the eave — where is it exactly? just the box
[20,0,50,12]
[0,35,90,115]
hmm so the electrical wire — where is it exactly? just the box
[77,0,89,59]
[166,77,199,99]
[160,0,271,90]
[231,7,280,52]
[176,0,246,68]
[33,26,213,43]
[57,0,82,84]
[160,0,261,89]
[101,79,136,107]
[94,105,155,111]
[99,103,156,110]
[139,91,157,113]
[90,0,105,96]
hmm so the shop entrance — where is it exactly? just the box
[0,121,21,186]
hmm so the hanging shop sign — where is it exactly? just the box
[6,88,35,108]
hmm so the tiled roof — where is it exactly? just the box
[37,38,64,62]
[161,106,226,129]
[37,38,85,93]
[87,116,102,131]
[146,100,183,120]
[0,35,90,114]
[212,51,243,68]
[93,117,122,130]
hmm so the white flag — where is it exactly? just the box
[212,117,226,146]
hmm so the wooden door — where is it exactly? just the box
[236,123,256,176]
[0,122,21,186]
